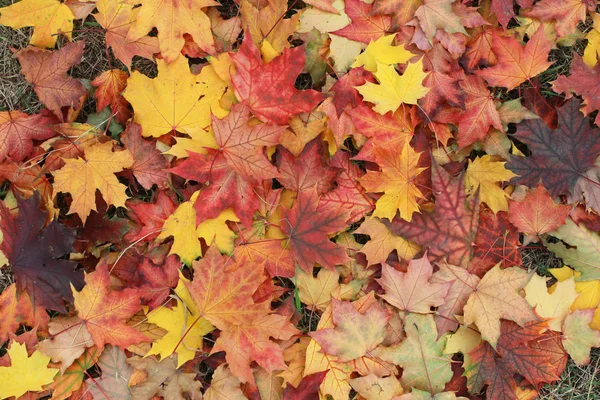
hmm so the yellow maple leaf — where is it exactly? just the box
[123,56,228,138]
[158,192,201,266]
[358,141,426,221]
[197,209,240,256]
[464,155,516,214]
[550,267,600,311]
[165,127,218,159]
[52,142,134,223]
[125,0,217,63]
[352,34,414,72]
[583,12,600,67]
[354,217,419,265]
[158,192,239,265]
[355,59,429,115]
[524,274,578,331]
[0,342,58,399]
[0,0,74,48]
[241,0,299,55]
[146,275,214,367]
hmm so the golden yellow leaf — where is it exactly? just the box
[0,0,74,48]
[196,209,240,256]
[52,142,134,223]
[158,192,201,266]
[123,56,228,138]
[465,155,516,214]
[550,267,600,312]
[146,276,214,367]
[0,342,59,399]
[525,274,578,331]
[355,59,429,114]
[352,34,414,72]
[583,13,600,67]
[354,217,419,265]
[125,0,217,63]
[358,141,426,221]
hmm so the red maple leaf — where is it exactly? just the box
[0,193,83,312]
[386,160,480,267]
[230,34,325,125]
[506,99,600,197]
[281,188,351,272]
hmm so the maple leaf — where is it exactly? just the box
[583,12,600,67]
[182,249,297,383]
[145,276,214,367]
[464,265,538,348]
[50,347,99,400]
[72,263,149,350]
[413,0,467,42]
[93,0,159,68]
[506,99,600,197]
[281,188,351,272]
[37,316,93,374]
[230,34,326,125]
[477,27,552,90]
[359,140,426,221]
[309,297,390,361]
[456,75,503,149]
[431,262,481,335]
[0,193,83,312]
[525,274,577,331]
[466,320,567,398]
[355,59,430,115]
[121,124,170,190]
[126,190,177,243]
[88,345,134,400]
[370,0,421,29]
[283,370,328,399]
[0,0,74,48]
[128,356,203,399]
[170,151,259,227]
[525,0,593,37]
[355,217,419,266]
[562,310,600,365]
[14,41,87,119]
[508,184,571,236]
[465,155,516,214]
[123,56,227,138]
[0,284,49,344]
[52,141,134,223]
[204,365,246,400]
[213,103,284,182]
[0,111,55,162]
[91,69,131,125]
[472,209,523,273]
[374,313,453,394]
[386,160,480,267]
[0,341,58,399]
[240,0,299,55]
[320,151,375,224]
[490,0,533,29]
[125,0,217,63]
[351,34,414,72]
[553,54,600,127]
[545,218,600,281]
[332,0,391,43]
[378,254,450,313]
[276,139,338,195]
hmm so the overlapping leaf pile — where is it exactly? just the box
[1,0,600,399]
